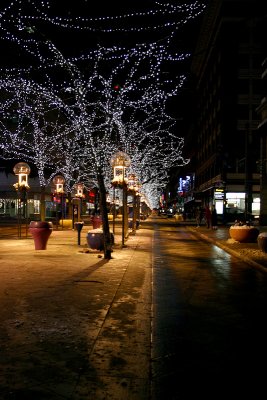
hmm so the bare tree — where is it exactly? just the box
[0,0,204,258]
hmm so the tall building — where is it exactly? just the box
[182,0,266,223]
[257,56,267,224]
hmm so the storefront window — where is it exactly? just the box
[226,192,245,211]
[252,195,260,217]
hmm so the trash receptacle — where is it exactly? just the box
[257,232,267,253]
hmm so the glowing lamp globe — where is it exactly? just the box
[75,183,84,197]
[53,175,65,194]
[13,162,31,187]
[110,151,131,185]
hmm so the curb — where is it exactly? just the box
[187,227,267,274]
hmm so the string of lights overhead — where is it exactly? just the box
[0,0,205,208]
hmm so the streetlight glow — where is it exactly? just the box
[13,162,31,190]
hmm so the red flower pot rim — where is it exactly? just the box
[29,221,53,229]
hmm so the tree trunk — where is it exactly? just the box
[97,172,112,260]
[132,192,137,234]
[40,186,46,221]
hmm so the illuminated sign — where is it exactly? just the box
[214,188,224,200]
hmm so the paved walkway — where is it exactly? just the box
[0,218,267,399]
[0,226,152,399]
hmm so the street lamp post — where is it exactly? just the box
[73,182,84,222]
[112,184,116,234]
[13,162,31,239]
[110,151,131,247]
[128,173,138,233]
[52,175,65,230]
[73,183,85,244]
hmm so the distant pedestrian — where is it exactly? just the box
[195,207,202,227]
[205,205,211,228]
[211,205,218,230]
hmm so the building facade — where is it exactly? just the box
[182,0,265,223]
[257,57,267,224]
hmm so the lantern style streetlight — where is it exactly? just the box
[52,175,65,229]
[13,162,31,238]
[110,151,131,246]
[75,182,84,198]
[72,182,84,228]
[110,151,131,186]
[53,175,65,194]
[127,173,137,192]
[71,182,85,242]
[13,162,31,190]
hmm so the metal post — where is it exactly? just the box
[61,193,64,230]
[55,194,59,231]
[122,183,125,247]
[113,186,115,234]
[17,193,22,239]
[25,190,28,238]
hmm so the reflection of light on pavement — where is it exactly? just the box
[210,245,231,278]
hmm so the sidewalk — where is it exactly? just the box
[0,226,153,399]
[185,222,267,272]
[1,218,267,398]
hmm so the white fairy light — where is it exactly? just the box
[0,0,204,206]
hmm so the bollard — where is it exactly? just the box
[74,221,84,245]
[257,232,267,253]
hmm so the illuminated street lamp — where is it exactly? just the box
[72,182,84,229]
[127,173,137,191]
[53,175,65,194]
[75,182,84,198]
[71,183,85,243]
[13,162,31,238]
[52,175,65,229]
[13,162,31,190]
[110,151,131,246]
[110,151,131,186]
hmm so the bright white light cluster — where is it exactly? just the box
[0,1,205,32]
[0,0,204,208]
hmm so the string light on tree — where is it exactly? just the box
[0,0,203,247]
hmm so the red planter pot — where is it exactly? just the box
[29,221,53,250]
[91,216,102,229]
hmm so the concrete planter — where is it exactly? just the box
[229,226,259,243]
[29,221,53,250]
[87,229,114,251]
[257,232,267,252]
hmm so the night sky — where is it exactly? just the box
[0,0,206,174]
[0,0,204,60]
[0,0,206,127]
